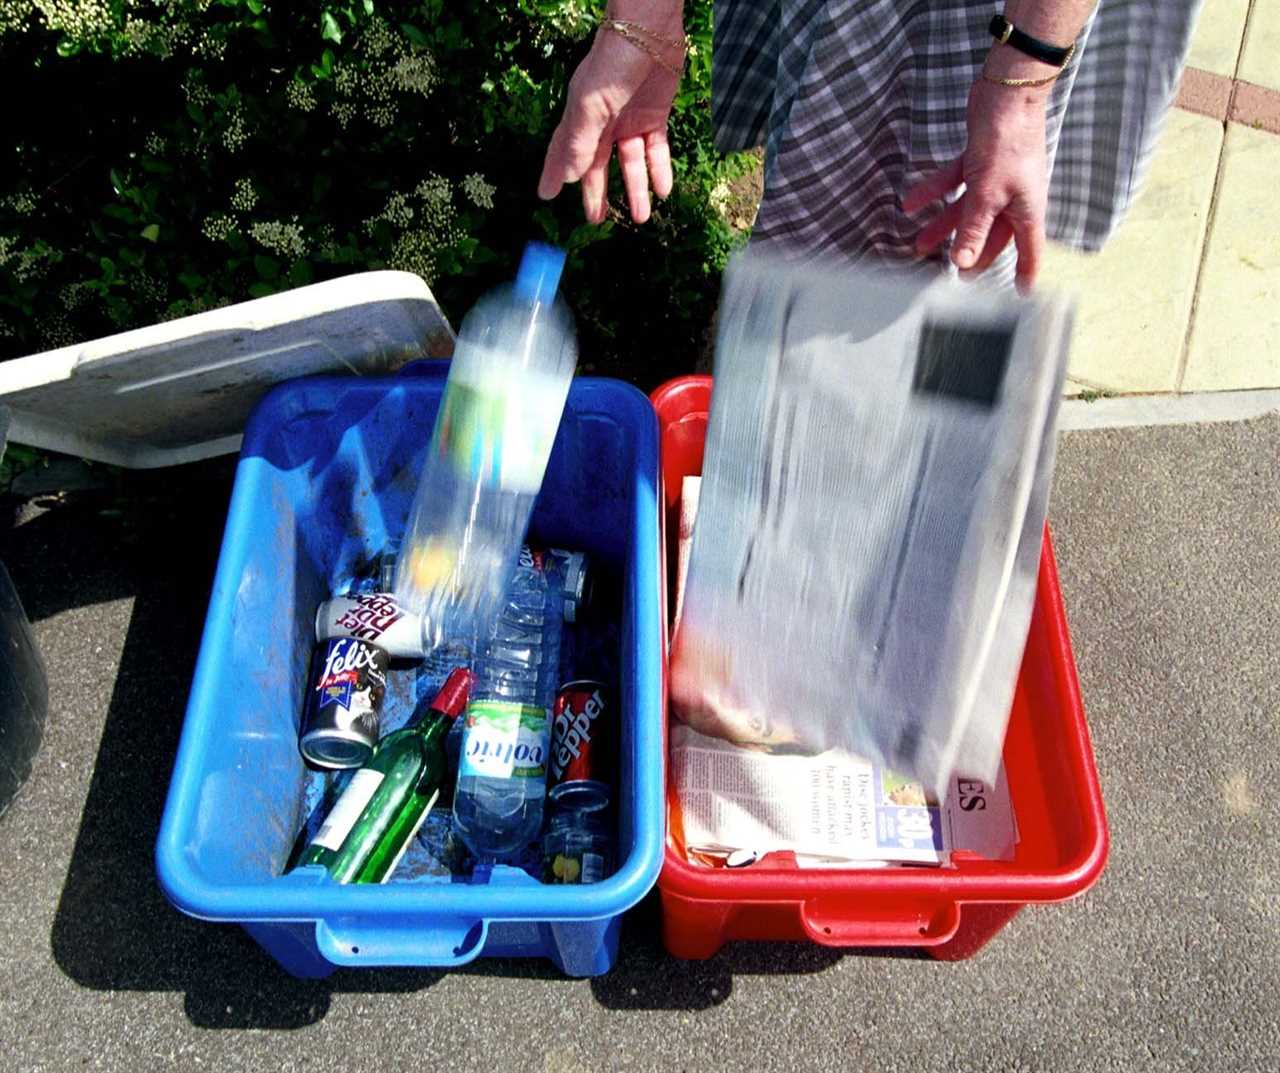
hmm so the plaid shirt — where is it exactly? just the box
[714,0,1201,267]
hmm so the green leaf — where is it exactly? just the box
[109,168,126,196]
[177,272,206,293]
[320,12,343,43]
[140,224,160,242]
[186,101,205,123]
[99,257,116,283]
[56,38,81,58]
[102,204,138,224]
[139,158,174,175]
[363,0,374,13]
[119,247,144,268]
[248,281,277,299]
[246,0,264,12]
[532,207,560,244]
[254,254,281,280]
[400,22,430,47]
[286,259,315,287]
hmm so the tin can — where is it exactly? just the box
[316,592,427,659]
[544,548,592,623]
[300,636,390,768]
[548,680,612,806]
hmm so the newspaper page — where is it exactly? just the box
[670,724,1017,866]
[670,250,1072,798]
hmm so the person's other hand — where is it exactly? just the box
[537,3,685,224]
[903,77,1050,293]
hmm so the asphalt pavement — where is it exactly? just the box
[0,416,1276,1073]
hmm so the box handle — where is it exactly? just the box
[799,898,962,948]
[315,916,489,968]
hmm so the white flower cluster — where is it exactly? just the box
[202,212,235,241]
[389,229,437,285]
[183,72,212,108]
[326,18,440,130]
[29,0,115,39]
[388,52,437,99]
[0,234,14,267]
[0,3,36,37]
[313,223,338,260]
[8,241,54,283]
[40,311,76,349]
[120,16,149,51]
[193,25,226,60]
[285,80,316,113]
[333,61,359,96]
[364,192,414,235]
[230,177,257,213]
[362,16,395,58]
[415,175,450,208]
[360,174,464,285]
[222,106,248,152]
[59,279,94,310]
[132,271,166,305]
[708,179,731,218]
[461,173,496,211]
[331,99,356,128]
[249,218,307,259]
[144,132,166,156]
[4,190,37,215]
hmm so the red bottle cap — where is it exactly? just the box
[430,667,472,720]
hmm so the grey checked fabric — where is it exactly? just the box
[714,0,1202,265]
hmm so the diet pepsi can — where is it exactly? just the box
[316,592,427,659]
[300,636,390,768]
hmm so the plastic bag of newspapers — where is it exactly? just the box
[669,249,1072,798]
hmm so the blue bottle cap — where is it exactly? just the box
[514,242,566,304]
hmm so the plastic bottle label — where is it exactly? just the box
[310,768,385,851]
[432,370,564,494]
[459,701,549,779]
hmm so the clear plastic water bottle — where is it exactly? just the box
[452,548,565,860]
[394,243,576,654]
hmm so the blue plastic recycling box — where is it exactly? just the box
[155,365,664,978]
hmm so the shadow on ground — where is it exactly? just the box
[0,460,914,1030]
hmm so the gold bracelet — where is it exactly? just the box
[982,41,1075,88]
[981,69,1061,87]
[601,17,688,77]
[603,16,690,52]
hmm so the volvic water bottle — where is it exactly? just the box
[452,548,564,860]
[393,243,576,654]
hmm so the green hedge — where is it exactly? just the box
[0,1,750,388]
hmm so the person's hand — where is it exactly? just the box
[903,76,1050,292]
[537,2,685,224]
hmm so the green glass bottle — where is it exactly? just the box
[294,667,471,884]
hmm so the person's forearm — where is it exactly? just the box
[985,1,1096,97]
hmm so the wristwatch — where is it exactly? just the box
[988,14,1075,68]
